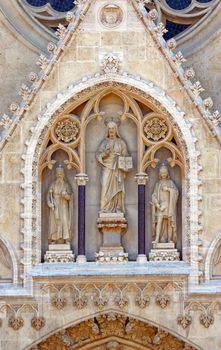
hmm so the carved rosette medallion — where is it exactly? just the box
[143,117,168,142]
[52,115,80,146]
[100,4,123,28]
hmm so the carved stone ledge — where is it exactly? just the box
[149,246,180,262]
[44,244,75,263]
[95,249,128,263]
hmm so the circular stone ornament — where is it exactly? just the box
[52,115,80,146]
[143,116,169,143]
[100,4,123,28]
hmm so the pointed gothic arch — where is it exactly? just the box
[27,311,201,350]
[21,75,201,286]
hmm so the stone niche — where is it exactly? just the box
[146,149,183,258]
[39,86,185,262]
[41,149,78,261]
[84,93,138,261]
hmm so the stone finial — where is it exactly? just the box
[101,54,121,74]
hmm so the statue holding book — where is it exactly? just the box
[96,121,132,214]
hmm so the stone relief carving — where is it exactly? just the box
[100,4,123,28]
[151,164,178,245]
[47,166,72,244]
[30,311,197,350]
[96,121,132,214]
[54,118,80,143]
[143,116,168,142]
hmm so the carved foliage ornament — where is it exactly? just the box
[101,54,121,74]
[143,116,168,142]
[100,4,123,28]
[54,118,80,143]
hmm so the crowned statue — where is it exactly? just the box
[151,164,179,245]
[96,120,132,214]
[47,165,72,244]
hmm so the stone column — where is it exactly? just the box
[75,173,89,263]
[135,173,148,263]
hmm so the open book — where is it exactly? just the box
[118,156,133,171]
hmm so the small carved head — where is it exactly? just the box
[159,164,169,179]
[55,165,65,179]
[106,121,120,139]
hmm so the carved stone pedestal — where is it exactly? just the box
[149,242,180,262]
[44,244,75,263]
[96,213,128,263]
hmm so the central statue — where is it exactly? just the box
[96,121,131,214]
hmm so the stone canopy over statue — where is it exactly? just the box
[96,121,132,214]
[151,164,179,245]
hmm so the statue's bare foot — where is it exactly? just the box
[152,240,159,244]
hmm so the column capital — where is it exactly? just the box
[135,172,148,185]
[75,173,89,186]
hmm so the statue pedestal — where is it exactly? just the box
[96,213,128,263]
[149,242,180,262]
[44,244,75,263]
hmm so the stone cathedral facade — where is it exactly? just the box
[0,1,221,349]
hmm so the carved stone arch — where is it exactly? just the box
[0,233,18,284]
[205,231,221,281]
[28,311,201,350]
[22,75,201,285]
